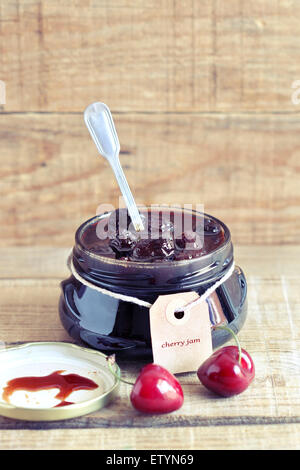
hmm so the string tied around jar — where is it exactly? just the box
[67,253,235,314]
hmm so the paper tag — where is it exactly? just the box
[149,292,213,374]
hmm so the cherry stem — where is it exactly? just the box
[215,325,242,365]
[107,357,135,386]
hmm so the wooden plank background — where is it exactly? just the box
[1,0,300,246]
[2,0,300,113]
[1,2,300,450]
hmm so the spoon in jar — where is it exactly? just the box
[84,102,144,232]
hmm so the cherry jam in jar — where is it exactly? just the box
[59,207,247,359]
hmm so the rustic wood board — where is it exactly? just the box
[1,424,300,450]
[1,112,300,246]
[0,246,299,449]
[1,0,300,112]
[1,0,300,449]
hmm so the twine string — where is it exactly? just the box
[67,253,235,313]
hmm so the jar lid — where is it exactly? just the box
[0,342,120,421]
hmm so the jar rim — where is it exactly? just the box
[74,206,231,269]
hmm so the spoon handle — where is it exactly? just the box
[84,102,144,232]
[112,157,144,232]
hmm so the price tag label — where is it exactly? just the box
[149,292,212,374]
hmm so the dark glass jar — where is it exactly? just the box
[59,207,247,359]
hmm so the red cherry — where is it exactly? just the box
[130,364,184,414]
[197,346,255,397]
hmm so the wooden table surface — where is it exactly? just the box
[0,245,299,450]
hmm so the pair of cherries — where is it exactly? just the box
[118,327,255,414]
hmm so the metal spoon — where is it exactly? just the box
[84,102,144,232]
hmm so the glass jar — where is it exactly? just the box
[59,207,247,359]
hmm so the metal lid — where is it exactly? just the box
[0,342,120,421]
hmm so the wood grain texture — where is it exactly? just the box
[1,112,300,246]
[1,0,299,451]
[1,0,300,247]
[1,0,300,112]
[0,246,299,449]
[1,424,300,450]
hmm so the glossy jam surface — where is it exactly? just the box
[54,400,75,407]
[2,370,99,407]
[80,209,225,262]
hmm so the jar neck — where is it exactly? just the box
[72,241,234,298]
